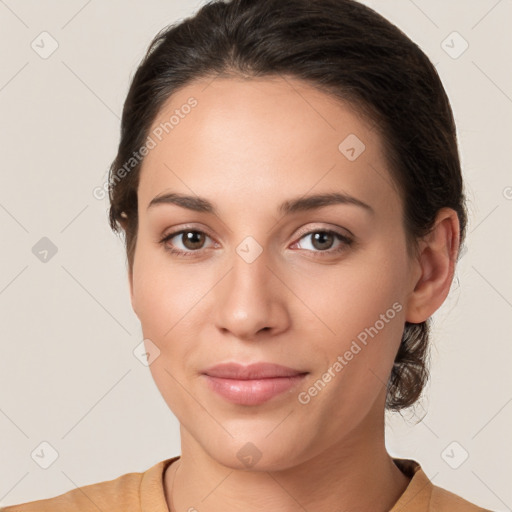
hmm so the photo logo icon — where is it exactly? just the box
[133,339,161,366]
[31,441,59,469]
[441,441,469,469]
[441,31,469,60]
[32,237,58,263]
[31,31,59,59]
[236,442,262,468]
[338,134,366,161]
[236,236,263,264]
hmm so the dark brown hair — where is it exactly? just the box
[108,0,467,411]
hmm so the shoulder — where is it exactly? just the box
[391,458,494,512]
[1,472,143,512]
[430,483,494,512]
[0,458,174,512]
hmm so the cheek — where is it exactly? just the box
[131,240,203,338]
[295,273,406,425]
[301,245,407,340]
[301,241,409,390]
[132,246,203,417]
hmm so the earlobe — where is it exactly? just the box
[405,208,460,324]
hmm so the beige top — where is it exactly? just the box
[1,456,493,511]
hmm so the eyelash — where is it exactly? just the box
[158,228,353,258]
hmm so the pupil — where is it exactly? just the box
[184,231,204,249]
[313,232,333,250]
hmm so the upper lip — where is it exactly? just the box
[203,362,308,380]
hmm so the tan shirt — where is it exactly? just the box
[1,456,492,511]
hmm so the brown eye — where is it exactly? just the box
[294,229,353,256]
[310,231,335,251]
[159,229,215,257]
[180,231,206,250]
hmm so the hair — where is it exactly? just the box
[107,0,467,412]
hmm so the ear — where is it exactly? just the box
[405,208,460,323]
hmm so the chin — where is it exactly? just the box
[201,436,308,473]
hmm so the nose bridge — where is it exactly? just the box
[213,235,288,338]
[228,236,274,306]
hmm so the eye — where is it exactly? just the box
[159,229,215,257]
[159,227,353,258]
[292,229,353,256]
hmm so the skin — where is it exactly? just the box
[128,75,459,512]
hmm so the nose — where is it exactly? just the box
[213,245,291,341]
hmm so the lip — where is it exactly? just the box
[202,362,309,406]
[203,362,307,379]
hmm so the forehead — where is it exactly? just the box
[137,75,398,216]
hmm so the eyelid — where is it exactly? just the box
[160,223,216,241]
[293,223,354,240]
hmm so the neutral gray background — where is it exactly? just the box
[0,0,511,510]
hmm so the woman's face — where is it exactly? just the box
[130,76,419,470]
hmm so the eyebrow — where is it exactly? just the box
[147,191,374,216]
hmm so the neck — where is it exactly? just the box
[164,405,410,512]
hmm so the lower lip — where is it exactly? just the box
[203,374,308,405]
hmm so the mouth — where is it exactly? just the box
[201,362,309,406]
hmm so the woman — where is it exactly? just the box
[3,0,494,510]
